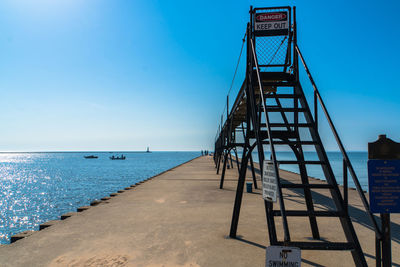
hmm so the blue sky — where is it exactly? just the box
[0,0,398,151]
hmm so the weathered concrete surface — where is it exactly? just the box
[0,156,399,266]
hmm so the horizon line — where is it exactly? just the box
[0,150,204,153]
[0,150,368,153]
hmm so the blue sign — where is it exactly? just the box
[368,159,400,213]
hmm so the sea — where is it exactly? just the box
[0,151,368,245]
[0,151,199,244]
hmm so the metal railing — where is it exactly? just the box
[295,44,382,239]
[250,36,291,241]
[215,32,247,144]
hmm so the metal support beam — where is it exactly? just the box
[229,145,250,238]
[216,153,222,174]
[249,154,258,189]
[220,152,228,189]
[234,148,240,173]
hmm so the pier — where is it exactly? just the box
[0,4,399,267]
[212,6,395,266]
[0,156,398,266]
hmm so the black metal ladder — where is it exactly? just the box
[260,85,366,256]
[230,12,367,266]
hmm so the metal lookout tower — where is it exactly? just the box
[214,6,382,266]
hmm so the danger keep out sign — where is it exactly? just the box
[255,11,289,36]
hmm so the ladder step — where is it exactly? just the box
[249,130,297,139]
[263,107,307,112]
[281,183,333,189]
[296,141,319,145]
[263,105,280,108]
[230,143,245,147]
[265,94,301,99]
[260,81,297,87]
[278,160,326,165]
[264,140,319,145]
[273,210,345,217]
[274,241,355,251]
[252,71,296,82]
[261,123,313,128]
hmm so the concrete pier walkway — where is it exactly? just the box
[0,156,399,266]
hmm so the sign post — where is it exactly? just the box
[368,134,400,267]
[263,161,301,266]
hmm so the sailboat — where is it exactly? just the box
[146,147,151,153]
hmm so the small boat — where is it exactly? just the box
[110,155,126,160]
[84,155,98,159]
[146,147,151,153]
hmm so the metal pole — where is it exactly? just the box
[343,159,348,211]
[234,148,240,173]
[229,146,250,237]
[250,35,291,242]
[249,153,258,189]
[376,235,381,267]
[216,153,222,174]
[227,95,229,119]
[220,152,228,189]
[293,6,299,82]
[381,213,391,266]
[314,90,318,130]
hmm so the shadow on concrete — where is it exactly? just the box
[235,236,266,249]
[249,167,400,245]
[223,158,400,264]
[300,259,325,267]
[248,191,262,195]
